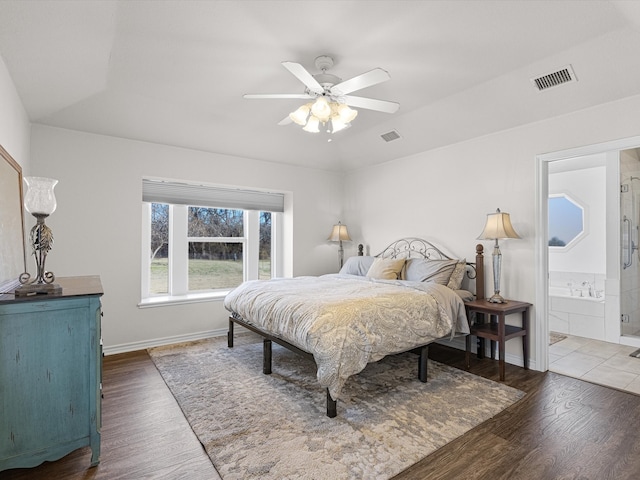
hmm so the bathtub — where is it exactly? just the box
[548,286,604,302]
[548,285,605,340]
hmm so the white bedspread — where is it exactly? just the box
[224,274,469,400]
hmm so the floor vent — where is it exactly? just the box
[380,130,401,142]
[531,65,577,91]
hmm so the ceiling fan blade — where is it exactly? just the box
[277,116,293,126]
[282,61,324,95]
[331,68,391,95]
[244,93,313,99]
[342,95,400,114]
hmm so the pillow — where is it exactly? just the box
[446,259,467,290]
[366,257,406,280]
[404,258,459,285]
[339,256,376,276]
[454,289,475,302]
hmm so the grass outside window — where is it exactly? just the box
[150,258,271,294]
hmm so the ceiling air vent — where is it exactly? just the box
[380,130,401,142]
[531,65,577,91]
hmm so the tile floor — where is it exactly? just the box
[549,333,640,394]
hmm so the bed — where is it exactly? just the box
[224,238,485,417]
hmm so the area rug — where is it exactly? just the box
[630,348,640,358]
[549,332,568,345]
[148,335,525,480]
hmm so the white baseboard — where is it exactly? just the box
[103,328,228,355]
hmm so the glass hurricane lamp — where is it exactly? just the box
[15,177,62,296]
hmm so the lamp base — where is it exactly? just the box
[15,283,62,297]
[487,293,507,304]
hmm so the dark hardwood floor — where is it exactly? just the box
[2,341,640,480]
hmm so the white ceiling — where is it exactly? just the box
[1,0,640,172]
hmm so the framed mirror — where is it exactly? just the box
[0,144,26,292]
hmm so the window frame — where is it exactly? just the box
[548,192,587,251]
[140,203,281,308]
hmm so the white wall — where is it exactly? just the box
[344,92,640,370]
[0,53,30,289]
[0,54,30,171]
[549,164,606,275]
[30,125,344,353]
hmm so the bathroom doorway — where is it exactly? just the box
[535,136,640,373]
[547,154,607,342]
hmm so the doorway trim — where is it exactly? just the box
[536,135,640,372]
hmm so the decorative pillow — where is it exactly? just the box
[366,258,406,280]
[446,259,467,290]
[339,256,376,276]
[404,258,459,285]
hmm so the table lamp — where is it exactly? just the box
[477,208,520,303]
[328,221,351,269]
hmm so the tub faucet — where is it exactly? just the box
[582,281,594,297]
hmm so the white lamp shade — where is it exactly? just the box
[331,116,348,133]
[302,115,320,133]
[289,104,310,125]
[311,97,332,122]
[337,104,358,123]
[328,222,352,242]
[23,176,58,215]
[477,208,521,240]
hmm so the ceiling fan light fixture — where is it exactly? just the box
[302,115,320,133]
[331,117,349,133]
[289,103,311,125]
[337,104,358,123]
[246,57,399,135]
[311,96,332,122]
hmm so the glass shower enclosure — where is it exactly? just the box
[620,148,640,339]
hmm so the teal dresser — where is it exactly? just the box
[0,276,103,472]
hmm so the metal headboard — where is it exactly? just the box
[356,238,483,293]
[376,237,454,261]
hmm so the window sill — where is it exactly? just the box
[138,290,230,308]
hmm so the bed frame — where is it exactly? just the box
[227,239,485,417]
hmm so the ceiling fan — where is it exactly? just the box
[244,55,400,133]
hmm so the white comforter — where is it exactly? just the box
[223,274,469,400]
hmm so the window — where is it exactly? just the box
[548,194,585,248]
[187,207,245,291]
[150,203,169,294]
[141,179,283,305]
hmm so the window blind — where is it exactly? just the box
[142,179,284,213]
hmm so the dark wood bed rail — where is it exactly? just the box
[227,241,485,418]
[475,243,485,301]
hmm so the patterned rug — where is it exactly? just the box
[148,334,525,480]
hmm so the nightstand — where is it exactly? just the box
[464,298,532,381]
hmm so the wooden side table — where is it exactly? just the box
[464,298,532,381]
